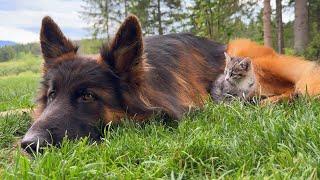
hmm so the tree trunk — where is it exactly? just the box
[263,0,272,47]
[317,3,320,32]
[157,0,163,35]
[294,0,309,54]
[276,0,284,54]
[124,0,128,17]
[206,6,214,39]
[105,0,110,41]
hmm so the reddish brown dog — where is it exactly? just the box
[21,15,225,152]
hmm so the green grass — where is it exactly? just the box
[0,99,320,178]
[1,54,320,178]
[0,54,41,111]
[0,72,40,112]
[0,54,41,77]
[0,113,32,175]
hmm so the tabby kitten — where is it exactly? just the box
[211,52,256,102]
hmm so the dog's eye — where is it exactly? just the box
[79,91,96,103]
[48,91,56,102]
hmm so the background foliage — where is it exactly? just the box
[81,0,320,59]
[0,1,318,61]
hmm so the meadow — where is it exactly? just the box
[0,54,320,179]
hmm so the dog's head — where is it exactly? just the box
[21,15,150,153]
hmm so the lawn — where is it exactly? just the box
[0,54,41,77]
[0,54,41,111]
[0,72,40,111]
[0,55,320,178]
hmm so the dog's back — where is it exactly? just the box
[138,34,225,118]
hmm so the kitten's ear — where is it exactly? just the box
[239,58,251,71]
[224,52,231,63]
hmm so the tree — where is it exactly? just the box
[304,0,320,60]
[81,0,185,36]
[263,0,272,47]
[294,0,309,54]
[127,0,185,35]
[316,3,320,32]
[276,0,284,54]
[156,0,163,34]
[190,0,254,42]
[0,46,15,62]
[81,0,123,40]
[309,0,320,32]
[148,0,185,35]
[124,0,129,16]
[127,0,153,34]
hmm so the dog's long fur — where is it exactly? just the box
[21,15,225,151]
[227,39,320,103]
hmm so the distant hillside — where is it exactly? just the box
[0,41,16,47]
[0,42,40,62]
[0,39,103,62]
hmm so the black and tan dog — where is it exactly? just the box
[21,15,225,152]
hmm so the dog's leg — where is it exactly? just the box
[260,91,296,105]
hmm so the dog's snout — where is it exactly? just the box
[21,132,50,153]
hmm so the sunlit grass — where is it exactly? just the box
[0,72,40,112]
[0,54,41,77]
[1,99,320,178]
[1,54,320,178]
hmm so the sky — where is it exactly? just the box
[0,0,295,44]
[0,0,89,43]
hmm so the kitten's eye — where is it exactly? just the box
[241,63,248,69]
[79,91,96,103]
[232,74,241,78]
[48,91,56,102]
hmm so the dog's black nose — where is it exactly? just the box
[21,134,47,153]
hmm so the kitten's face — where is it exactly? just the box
[224,54,251,85]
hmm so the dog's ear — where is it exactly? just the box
[40,16,77,63]
[101,15,144,82]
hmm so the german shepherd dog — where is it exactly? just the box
[21,15,225,152]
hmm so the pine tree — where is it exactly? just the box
[276,0,284,54]
[263,0,272,47]
[81,0,127,40]
[148,0,185,35]
[190,0,255,42]
[81,0,186,36]
[294,0,309,54]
